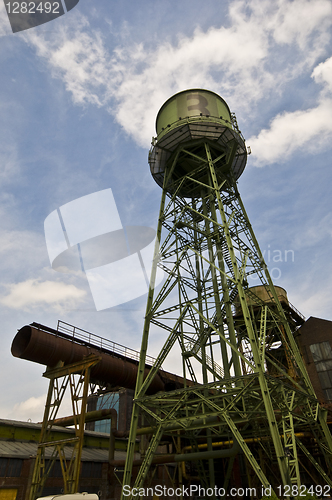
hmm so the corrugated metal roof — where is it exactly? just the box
[0,441,131,462]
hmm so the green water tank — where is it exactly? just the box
[156,89,233,137]
[149,89,247,197]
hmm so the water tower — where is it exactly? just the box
[121,90,332,497]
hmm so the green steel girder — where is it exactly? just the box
[134,381,316,437]
[121,138,332,498]
[29,354,101,500]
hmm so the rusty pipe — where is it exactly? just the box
[53,408,115,427]
[52,408,126,438]
[12,325,164,395]
[49,405,121,464]
[110,438,240,467]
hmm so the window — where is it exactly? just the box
[94,392,119,434]
[81,462,102,478]
[45,460,63,478]
[0,460,6,477]
[0,459,22,478]
[310,341,332,401]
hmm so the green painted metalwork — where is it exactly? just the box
[121,89,332,499]
[29,354,101,500]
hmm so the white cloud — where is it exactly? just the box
[247,98,332,165]
[96,0,332,146]
[20,0,332,147]
[267,0,332,49]
[248,52,332,166]
[22,16,111,107]
[5,394,46,423]
[0,278,86,311]
[289,281,332,320]
[312,56,332,92]
[5,392,75,422]
[111,20,270,144]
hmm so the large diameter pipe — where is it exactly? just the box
[11,325,164,395]
[109,439,240,467]
[52,409,116,428]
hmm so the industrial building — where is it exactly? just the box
[297,317,332,406]
[0,418,115,499]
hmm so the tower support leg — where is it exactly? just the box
[29,354,101,500]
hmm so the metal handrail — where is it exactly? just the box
[151,113,246,147]
[57,320,157,367]
[287,300,306,321]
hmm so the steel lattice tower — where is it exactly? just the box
[121,90,332,498]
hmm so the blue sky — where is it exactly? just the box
[0,0,332,421]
